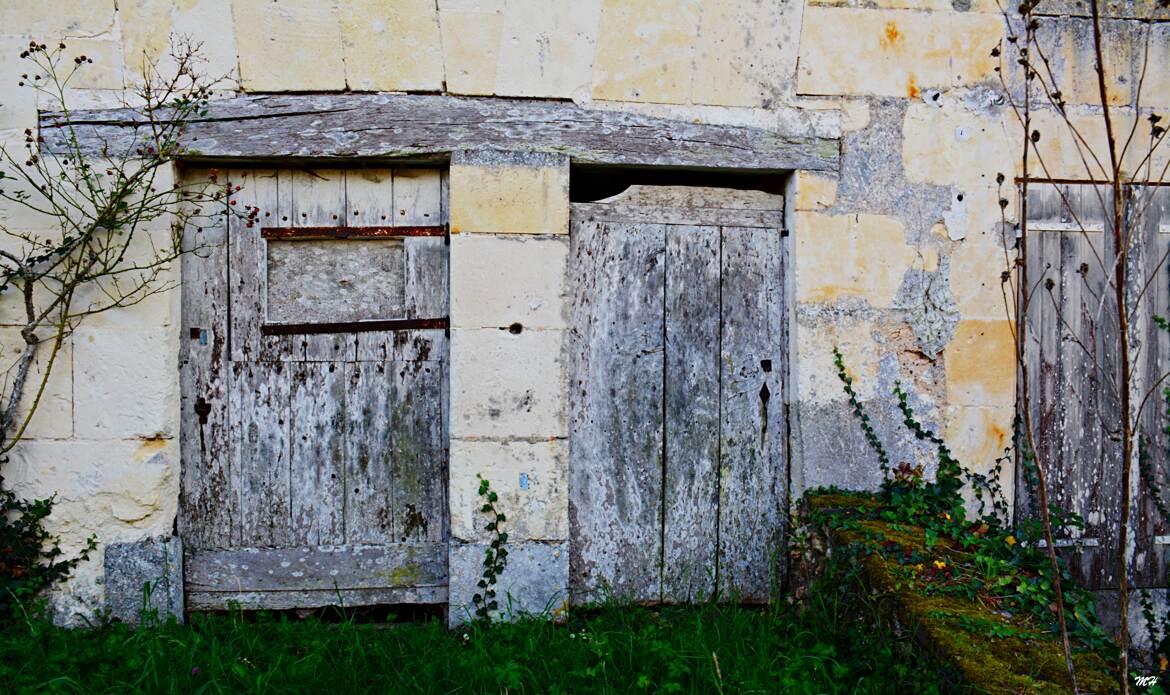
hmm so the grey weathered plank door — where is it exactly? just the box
[569,185,787,604]
[1020,183,1169,590]
[179,167,450,610]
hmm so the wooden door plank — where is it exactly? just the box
[286,169,354,362]
[568,218,666,603]
[229,169,280,362]
[718,225,787,601]
[390,361,448,543]
[179,175,232,549]
[393,169,443,226]
[344,361,397,545]
[344,168,394,225]
[232,361,293,548]
[662,225,720,602]
[289,362,347,546]
[185,542,447,592]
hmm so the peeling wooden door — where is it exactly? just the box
[568,185,788,603]
[1021,183,1169,589]
[179,167,450,610]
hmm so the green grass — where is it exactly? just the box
[0,595,949,694]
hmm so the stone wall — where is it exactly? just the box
[0,0,1164,622]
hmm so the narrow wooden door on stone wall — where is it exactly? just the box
[568,185,788,604]
[179,167,450,610]
[1021,183,1170,590]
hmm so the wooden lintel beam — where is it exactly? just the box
[38,93,839,172]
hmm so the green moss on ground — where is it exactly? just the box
[805,491,1118,694]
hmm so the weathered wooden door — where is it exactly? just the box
[568,185,787,603]
[179,167,450,610]
[1021,183,1169,589]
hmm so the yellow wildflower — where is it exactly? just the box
[1005,535,1017,547]
[933,560,947,570]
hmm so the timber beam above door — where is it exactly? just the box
[38,93,838,172]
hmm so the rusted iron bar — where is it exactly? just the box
[260,225,447,240]
[261,317,448,336]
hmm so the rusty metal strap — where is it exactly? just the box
[261,317,448,336]
[260,225,448,240]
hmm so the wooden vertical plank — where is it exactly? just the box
[393,169,443,226]
[229,169,280,362]
[289,362,347,546]
[718,226,787,601]
[232,361,293,548]
[344,361,397,545]
[287,169,353,362]
[661,225,720,602]
[568,218,666,603]
[344,168,394,226]
[179,175,232,549]
[390,361,448,543]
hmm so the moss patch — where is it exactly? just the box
[804,491,1118,694]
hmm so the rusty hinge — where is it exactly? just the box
[261,225,448,240]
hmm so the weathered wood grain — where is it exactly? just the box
[344,168,394,225]
[345,362,397,545]
[228,169,280,362]
[718,226,787,600]
[186,586,447,611]
[572,202,784,229]
[179,178,233,548]
[662,225,720,602]
[391,361,448,543]
[231,361,292,548]
[569,217,667,603]
[41,94,839,172]
[266,238,407,324]
[289,362,347,546]
[185,543,447,593]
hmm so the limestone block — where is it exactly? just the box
[494,0,601,99]
[793,171,838,211]
[450,327,567,439]
[6,438,179,542]
[439,8,503,95]
[794,318,880,404]
[1148,23,1170,111]
[73,326,178,439]
[690,0,799,107]
[340,0,443,91]
[949,238,1014,320]
[592,0,702,104]
[0,37,37,132]
[104,536,183,624]
[0,328,73,439]
[902,101,1014,189]
[231,0,345,91]
[55,38,125,91]
[944,319,1016,407]
[448,540,568,625]
[1033,17,1136,107]
[797,8,1000,97]
[449,438,568,542]
[449,152,569,235]
[450,234,568,330]
[945,404,1015,515]
[0,2,117,39]
[794,212,918,307]
[117,0,238,86]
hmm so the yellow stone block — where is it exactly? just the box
[796,319,881,404]
[950,239,1014,320]
[945,319,1016,407]
[592,0,701,104]
[690,0,797,107]
[794,172,838,211]
[449,162,569,235]
[0,329,73,440]
[340,0,443,91]
[794,212,917,307]
[798,7,1001,97]
[0,1,116,38]
[231,0,345,91]
[946,404,1016,514]
[439,8,504,95]
[495,0,601,99]
[118,0,238,86]
[903,102,1014,189]
[59,38,125,90]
